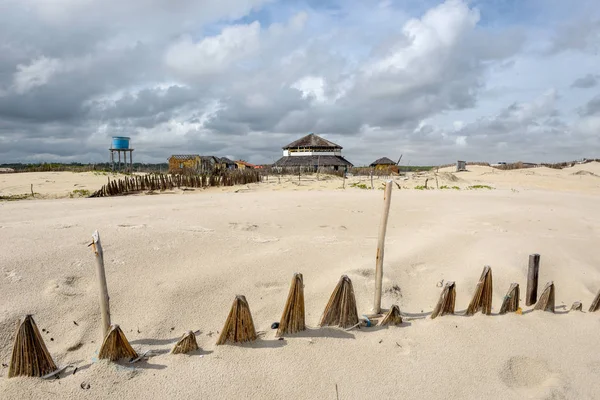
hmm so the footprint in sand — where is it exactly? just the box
[352,268,375,278]
[3,269,22,283]
[229,222,259,231]
[255,281,286,291]
[185,226,214,233]
[499,356,560,390]
[45,276,86,297]
[117,224,147,229]
[250,236,279,243]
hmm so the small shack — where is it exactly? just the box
[219,157,238,170]
[168,155,200,174]
[456,160,467,172]
[370,157,399,174]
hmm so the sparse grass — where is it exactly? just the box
[350,182,369,190]
[0,194,31,201]
[468,185,494,190]
[440,185,461,190]
[70,189,91,198]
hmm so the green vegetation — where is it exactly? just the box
[468,185,494,190]
[440,185,461,190]
[0,194,31,201]
[70,189,91,198]
[414,185,433,190]
[350,182,369,189]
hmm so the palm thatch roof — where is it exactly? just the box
[219,157,236,165]
[169,154,199,161]
[370,157,397,166]
[273,155,353,167]
[283,133,342,150]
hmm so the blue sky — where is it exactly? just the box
[0,0,598,164]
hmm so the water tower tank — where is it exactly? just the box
[111,136,130,149]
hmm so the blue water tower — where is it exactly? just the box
[110,136,134,172]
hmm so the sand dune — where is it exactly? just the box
[1,167,600,399]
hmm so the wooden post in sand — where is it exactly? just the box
[373,180,393,314]
[90,230,111,338]
[526,254,540,306]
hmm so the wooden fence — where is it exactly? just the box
[90,170,261,197]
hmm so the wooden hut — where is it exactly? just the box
[168,155,200,174]
[369,157,399,173]
[272,133,353,172]
[219,157,238,170]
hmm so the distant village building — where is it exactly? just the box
[235,160,258,170]
[272,133,353,172]
[168,155,239,174]
[370,157,399,173]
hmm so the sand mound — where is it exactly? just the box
[571,170,598,177]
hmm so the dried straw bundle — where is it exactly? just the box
[381,305,403,326]
[533,282,555,312]
[571,301,583,312]
[589,289,600,312]
[216,295,257,345]
[431,281,456,319]
[466,266,493,316]
[277,273,306,336]
[171,331,199,354]
[499,283,520,314]
[98,324,138,361]
[8,315,57,378]
[320,275,359,328]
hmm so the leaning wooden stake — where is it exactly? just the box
[373,180,393,314]
[381,305,403,326]
[98,324,138,361]
[171,331,199,354]
[90,230,111,339]
[499,283,520,314]
[216,295,257,345]
[431,281,456,319]
[8,315,57,378]
[589,289,600,312]
[533,281,555,312]
[526,254,540,306]
[320,275,359,328]
[277,273,305,336]
[466,266,493,316]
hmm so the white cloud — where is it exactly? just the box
[165,22,261,77]
[13,57,65,94]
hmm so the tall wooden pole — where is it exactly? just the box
[526,253,540,306]
[373,180,393,313]
[91,230,111,338]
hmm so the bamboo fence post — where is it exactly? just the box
[526,254,540,306]
[373,180,393,314]
[90,231,111,338]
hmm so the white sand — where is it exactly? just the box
[1,166,600,399]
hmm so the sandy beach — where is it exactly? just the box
[2,164,600,399]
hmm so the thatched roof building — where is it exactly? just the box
[370,157,396,167]
[273,133,353,171]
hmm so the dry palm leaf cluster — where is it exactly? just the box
[431,281,456,319]
[499,283,520,314]
[381,305,403,326]
[277,273,306,337]
[171,331,199,354]
[8,315,57,378]
[98,325,138,361]
[534,282,555,312]
[216,295,257,345]
[466,266,493,316]
[320,275,359,329]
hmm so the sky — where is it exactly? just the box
[0,0,599,166]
